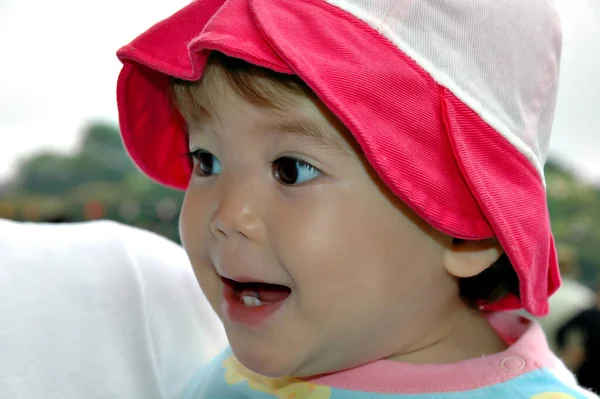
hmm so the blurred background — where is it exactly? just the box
[0,0,599,286]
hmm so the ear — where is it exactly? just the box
[443,238,504,278]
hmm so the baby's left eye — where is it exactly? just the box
[272,157,322,185]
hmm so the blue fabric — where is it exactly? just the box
[183,349,595,399]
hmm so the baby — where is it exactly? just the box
[116,0,599,397]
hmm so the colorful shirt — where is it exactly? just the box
[184,313,599,398]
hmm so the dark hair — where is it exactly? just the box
[170,52,314,122]
[170,52,522,309]
[458,250,520,309]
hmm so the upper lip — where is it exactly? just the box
[220,274,281,285]
[211,255,289,287]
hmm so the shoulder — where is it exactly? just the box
[0,219,227,396]
[1,218,189,276]
[0,219,196,319]
[182,349,239,398]
[0,218,179,254]
[500,363,600,399]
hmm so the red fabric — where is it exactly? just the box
[440,87,560,314]
[116,0,560,316]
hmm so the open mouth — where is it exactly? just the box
[221,277,292,307]
[221,277,291,326]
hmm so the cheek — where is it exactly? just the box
[179,188,203,251]
[179,187,227,318]
[268,186,450,323]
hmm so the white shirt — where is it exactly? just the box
[0,219,227,399]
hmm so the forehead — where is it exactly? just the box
[181,66,355,155]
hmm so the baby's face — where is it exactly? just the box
[179,70,459,377]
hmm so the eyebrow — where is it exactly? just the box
[268,119,352,156]
[185,101,212,122]
[185,106,354,157]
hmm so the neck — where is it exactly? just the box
[387,306,508,364]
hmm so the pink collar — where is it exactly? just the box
[305,313,557,394]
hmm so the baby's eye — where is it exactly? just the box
[272,157,322,185]
[187,150,222,176]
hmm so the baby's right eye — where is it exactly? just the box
[186,150,222,177]
[272,157,322,186]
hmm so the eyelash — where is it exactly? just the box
[183,150,323,185]
[184,150,221,177]
[271,157,322,186]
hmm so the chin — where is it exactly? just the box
[229,340,303,378]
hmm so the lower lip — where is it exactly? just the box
[222,283,287,326]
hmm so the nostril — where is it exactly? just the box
[209,219,228,238]
[214,227,227,238]
[209,203,263,241]
[210,222,250,239]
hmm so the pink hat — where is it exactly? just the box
[116,0,562,316]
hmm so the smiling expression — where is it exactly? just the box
[177,55,473,378]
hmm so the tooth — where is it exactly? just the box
[242,295,262,307]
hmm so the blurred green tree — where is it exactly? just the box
[7,121,183,241]
[14,122,137,194]
[546,160,600,286]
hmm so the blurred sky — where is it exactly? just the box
[0,0,599,183]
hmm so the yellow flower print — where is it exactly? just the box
[223,356,331,399]
[530,393,576,399]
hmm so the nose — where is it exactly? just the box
[209,175,266,242]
